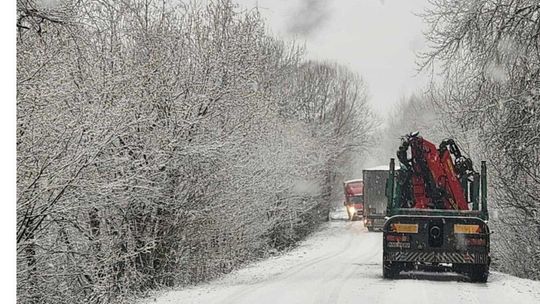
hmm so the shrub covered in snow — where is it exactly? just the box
[16,0,374,303]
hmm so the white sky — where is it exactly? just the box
[233,0,432,117]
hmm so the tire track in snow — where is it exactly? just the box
[220,222,359,304]
[312,229,381,304]
[320,244,381,304]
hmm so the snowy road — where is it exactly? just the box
[142,217,540,304]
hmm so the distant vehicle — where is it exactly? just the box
[363,165,394,231]
[343,179,363,220]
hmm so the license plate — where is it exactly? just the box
[387,241,411,248]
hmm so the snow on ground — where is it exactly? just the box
[140,210,540,304]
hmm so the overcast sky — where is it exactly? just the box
[233,0,431,118]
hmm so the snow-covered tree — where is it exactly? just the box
[16,1,375,303]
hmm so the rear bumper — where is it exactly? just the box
[384,251,490,264]
[382,214,490,265]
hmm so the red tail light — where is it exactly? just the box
[465,238,486,246]
[386,235,410,242]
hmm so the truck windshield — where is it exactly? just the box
[350,195,363,204]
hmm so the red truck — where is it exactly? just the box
[343,179,364,220]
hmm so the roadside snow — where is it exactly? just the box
[140,212,540,304]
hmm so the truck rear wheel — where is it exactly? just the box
[469,264,489,283]
[383,261,398,279]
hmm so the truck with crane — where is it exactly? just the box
[383,132,491,282]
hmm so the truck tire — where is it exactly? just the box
[469,264,489,283]
[401,262,414,272]
[383,261,398,279]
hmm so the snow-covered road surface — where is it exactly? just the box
[141,218,540,304]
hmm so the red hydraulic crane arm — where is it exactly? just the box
[397,132,470,210]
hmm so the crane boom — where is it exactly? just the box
[396,132,472,210]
